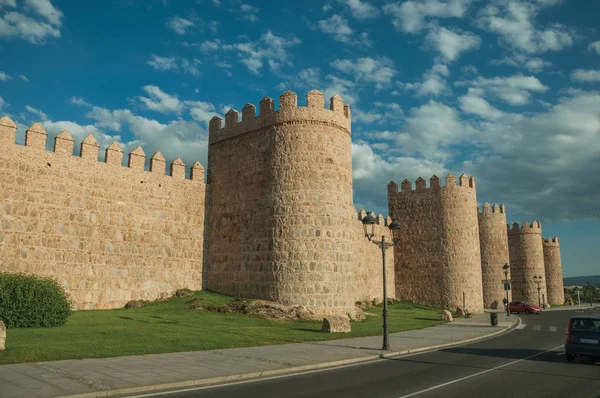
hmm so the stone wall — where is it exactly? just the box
[543,236,565,305]
[0,117,205,309]
[353,211,395,304]
[478,203,511,308]
[206,90,357,316]
[388,174,484,313]
[507,221,547,305]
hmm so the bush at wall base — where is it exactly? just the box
[0,272,73,328]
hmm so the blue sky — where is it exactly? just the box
[1,0,599,278]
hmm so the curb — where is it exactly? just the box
[63,317,521,398]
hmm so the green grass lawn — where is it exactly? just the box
[0,291,443,365]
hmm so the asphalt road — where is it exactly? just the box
[133,307,600,398]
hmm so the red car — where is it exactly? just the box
[509,301,542,314]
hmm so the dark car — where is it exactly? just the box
[509,301,542,314]
[565,315,600,362]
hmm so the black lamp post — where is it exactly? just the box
[586,282,593,307]
[502,263,510,316]
[362,212,402,351]
[533,275,543,308]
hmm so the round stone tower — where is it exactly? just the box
[543,236,565,305]
[507,221,547,305]
[478,203,510,308]
[388,173,484,313]
[206,90,356,316]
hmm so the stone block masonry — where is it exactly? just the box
[478,203,511,308]
[0,117,205,309]
[353,211,395,304]
[543,237,565,305]
[205,90,357,317]
[507,221,547,305]
[388,174,484,314]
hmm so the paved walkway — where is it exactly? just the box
[0,313,518,398]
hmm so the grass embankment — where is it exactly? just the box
[0,291,443,365]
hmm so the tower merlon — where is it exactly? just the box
[430,175,440,189]
[543,236,559,246]
[225,109,239,128]
[242,104,256,122]
[415,177,426,190]
[191,161,204,181]
[25,122,47,149]
[0,116,17,145]
[306,89,324,109]
[128,146,146,170]
[280,90,298,110]
[105,141,123,166]
[150,151,166,174]
[80,134,100,161]
[387,181,398,194]
[508,220,542,234]
[54,130,74,156]
[170,157,186,179]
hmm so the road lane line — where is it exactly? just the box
[516,324,527,330]
[549,326,558,332]
[532,325,541,331]
[395,344,564,398]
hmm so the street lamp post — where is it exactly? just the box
[533,275,543,308]
[361,213,402,351]
[502,263,510,316]
[587,282,593,307]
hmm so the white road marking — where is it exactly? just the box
[549,326,558,332]
[532,325,541,331]
[516,324,527,330]
[556,352,564,356]
[396,344,564,398]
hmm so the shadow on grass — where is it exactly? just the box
[293,328,323,333]
[414,317,440,321]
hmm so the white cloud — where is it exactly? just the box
[476,0,575,54]
[458,74,549,105]
[425,25,481,62]
[383,0,472,34]
[147,55,178,71]
[459,88,505,120]
[25,104,47,120]
[166,17,194,35]
[316,14,372,47]
[322,3,332,12]
[491,54,552,72]
[330,57,396,88]
[571,69,600,83]
[18,74,28,81]
[200,40,220,53]
[147,55,201,76]
[0,96,5,111]
[223,30,300,75]
[137,85,184,114]
[69,97,92,107]
[0,71,9,80]
[589,41,600,55]
[0,0,62,44]
[25,0,62,25]
[353,102,403,124]
[337,0,379,20]
[235,4,259,22]
[181,58,201,76]
[401,62,450,97]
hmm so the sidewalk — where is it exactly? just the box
[0,313,518,398]
[544,302,600,311]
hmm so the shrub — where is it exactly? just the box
[0,272,73,328]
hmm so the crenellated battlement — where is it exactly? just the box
[208,89,351,145]
[0,117,204,181]
[507,220,542,235]
[357,209,393,228]
[478,202,506,215]
[388,173,476,195]
[543,236,560,246]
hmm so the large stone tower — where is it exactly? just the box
[478,203,510,308]
[507,221,547,305]
[388,173,484,313]
[543,236,565,305]
[205,90,356,316]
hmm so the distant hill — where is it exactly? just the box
[563,275,600,287]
